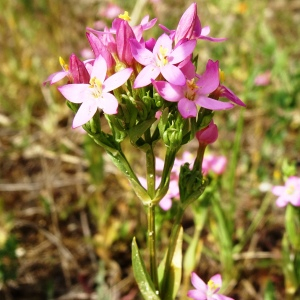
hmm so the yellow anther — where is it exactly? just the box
[185,79,199,100]
[157,46,169,66]
[208,279,220,291]
[219,69,225,83]
[119,11,131,21]
[59,56,69,71]
[287,185,295,195]
[187,79,198,91]
[159,46,168,57]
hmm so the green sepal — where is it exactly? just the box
[132,237,160,300]
[66,100,79,113]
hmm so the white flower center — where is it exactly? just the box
[156,46,169,67]
[89,77,103,98]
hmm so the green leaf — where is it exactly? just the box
[158,227,183,300]
[128,118,156,144]
[132,237,160,300]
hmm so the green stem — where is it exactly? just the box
[160,206,185,299]
[148,203,159,292]
[154,147,179,202]
[192,143,206,173]
[145,131,156,199]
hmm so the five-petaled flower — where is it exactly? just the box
[152,59,245,118]
[272,176,300,207]
[130,33,196,88]
[58,55,133,128]
[187,272,234,300]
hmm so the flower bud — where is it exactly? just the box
[116,20,135,66]
[195,120,218,145]
[69,54,90,83]
[86,32,116,72]
[174,2,198,44]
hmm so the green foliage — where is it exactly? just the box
[132,237,160,300]
[0,235,18,283]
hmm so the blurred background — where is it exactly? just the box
[0,0,299,299]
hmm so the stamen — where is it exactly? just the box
[59,56,69,71]
[119,11,131,21]
[219,69,225,83]
[208,279,220,291]
[157,46,168,66]
[286,185,295,195]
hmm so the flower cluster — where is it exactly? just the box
[272,176,300,207]
[44,2,245,131]
[44,4,244,299]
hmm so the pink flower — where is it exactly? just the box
[58,55,133,128]
[160,3,226,45]
[174,2,198,44]
[196,121,218,145]
[130,33,196,88]
[43,57,70,85]
[187,272,234,300]
[152,59,244,118]
[43,54,90,85]
[132,15,157,42]
[159,179,180,210]
[86,32,116,71]
[202,155,227,175]
[99,3,122,20]
[116,19,136,66]
[272,176,300,207]
[254,70,271,86]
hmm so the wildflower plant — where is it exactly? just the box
[45,3,245,299]
[271,164,300,297]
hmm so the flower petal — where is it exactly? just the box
[43,71,68,85]
[153,33,173,56]
[190,272,207,292]
[187,289,207,300]
[91,55,107,82]
[169,39,196,64]
[72,99,97,128]
[58,84,90,103]
[178,98,198,118]
[159,197,172,211]
[275,195,289,207]
[220,85,246,106]
[152,80,183,102]
[209,274,222,293]
[134,64,160,88]
[195,96,234,110]
[98,92,118,114]
[271,186,285,196]
[130,39,155,65]
[197,60,220,94]
[161,64,186,85]
[103,68,133,92]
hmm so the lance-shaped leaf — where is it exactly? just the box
[132,237,160,300]
[128,118,156,145]
[158,227,183,300]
